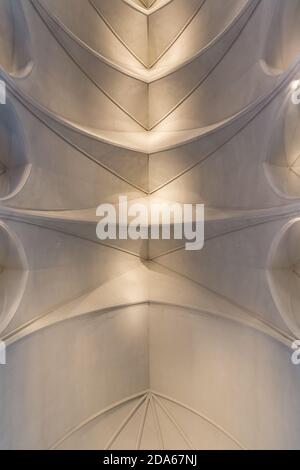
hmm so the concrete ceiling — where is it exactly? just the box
[0,0,300,449]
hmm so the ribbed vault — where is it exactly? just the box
[52,391,244,450]
[0,0,300,450]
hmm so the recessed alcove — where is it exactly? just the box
[0,222,28,334]
[264,93,300,199]
[264,0,300,73]
[267,219,300,336]
[0,102,30,201]
[0,0,32,76]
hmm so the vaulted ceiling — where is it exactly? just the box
[1,0,300,450]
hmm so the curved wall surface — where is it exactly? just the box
[0,0,300,450]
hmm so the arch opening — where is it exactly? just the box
[264,92,300,199]
[0,222,28,334]
[264,0,300,73]
[0,103,29,200]
[267,219,300,336]
[0,0,32,76]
